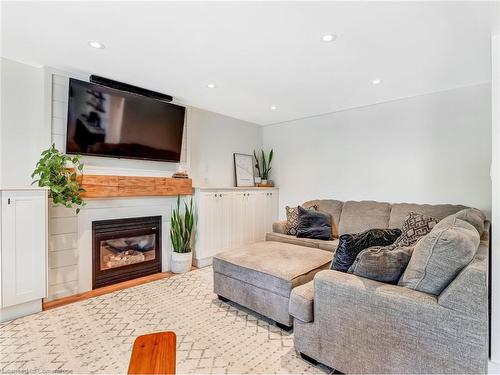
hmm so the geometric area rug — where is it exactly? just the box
[0,267,325,374]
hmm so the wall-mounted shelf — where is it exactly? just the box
[80,175,192,198]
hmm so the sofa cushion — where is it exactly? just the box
[213,241,332,297]
[399,217,480,295]
[303,200,343,234]
[338,201,391,235]
[332,228,402,272]
[289,280,314,323]
[266,232,339,252]
[389,203,467,228]
[318,239,339,252]
[267,232,319,248]
[348,245,413,283]
[297,206,334,240]
[392,212,439,247]
[453,208,486,235]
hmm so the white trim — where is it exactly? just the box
[491,32,500,366]
[490,360,500,374]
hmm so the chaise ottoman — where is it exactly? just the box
[212,241,333,329]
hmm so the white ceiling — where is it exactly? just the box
[2,1,500,125]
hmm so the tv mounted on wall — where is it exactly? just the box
[66,78,185,162]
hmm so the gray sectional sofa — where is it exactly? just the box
[213,199,489,373]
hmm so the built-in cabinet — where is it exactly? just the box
[0,189,48,322]
[194,188,279,267]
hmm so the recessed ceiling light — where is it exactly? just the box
[270,106,277,110]
[372,79,382,85]
[88,40,104,49]
[320,34,337,43]
[207,83,216,88]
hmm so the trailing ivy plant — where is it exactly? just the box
[31,144,86,214]
[170,195,194,253]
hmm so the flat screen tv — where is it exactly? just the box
[66,78,185,162]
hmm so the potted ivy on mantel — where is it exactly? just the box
[31,144,86,214]
[170,195,195,274]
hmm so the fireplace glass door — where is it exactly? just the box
[92,216,162,289]
[100,233,157,271]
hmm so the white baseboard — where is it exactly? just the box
[0,300,42,323]
[489,360,500,374]
[193,256,213,268]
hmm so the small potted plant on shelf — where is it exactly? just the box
[253,149,274,185]
[170,195,195,274]
[31,144,86,213]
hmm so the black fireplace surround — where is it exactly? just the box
[92,216,162,289]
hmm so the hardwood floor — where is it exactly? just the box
[43,268,197,311]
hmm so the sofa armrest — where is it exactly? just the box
[272,220,287,234]
[438,255,487,315]
[311,270,488,373]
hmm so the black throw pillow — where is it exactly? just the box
[296,206,333,241]
[331,228,402,272]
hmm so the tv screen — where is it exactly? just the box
[66,78,185,162]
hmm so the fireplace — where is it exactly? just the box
[92,216,162,289]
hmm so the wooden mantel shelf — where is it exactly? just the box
[79,174,192,198]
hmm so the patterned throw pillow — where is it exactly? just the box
[393,212,439,247]
[285,205,317,235]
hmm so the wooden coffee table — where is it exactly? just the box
[128,331,176,374]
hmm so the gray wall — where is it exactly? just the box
[263,84,492,217]
[189,107,263,187]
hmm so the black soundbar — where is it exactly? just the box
[89,75,173,102]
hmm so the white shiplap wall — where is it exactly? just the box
[47,204,78,300]
[46,70,191,300]
[49,71,190,175]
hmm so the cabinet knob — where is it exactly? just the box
[219,194,222,197]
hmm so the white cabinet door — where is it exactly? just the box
[195,191,234,261]
[252,191,268,242]
[245,192,262,244]
[231,191,248,248]
[1,191,47,307]
[196,192,218,260]
[265,191,279,234]
[215,192,233,254]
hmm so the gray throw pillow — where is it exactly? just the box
[296,206,333,241]
[399,216,480,295]
[348,245,413,284]
[392,211,439,247]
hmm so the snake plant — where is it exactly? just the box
[170,195,195,253]
[254,149,274,180]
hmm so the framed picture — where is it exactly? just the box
[234,153,255,187]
